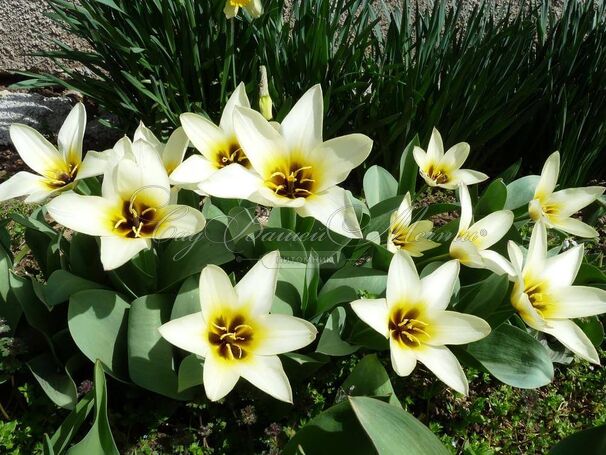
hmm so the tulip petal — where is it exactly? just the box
[256,314,317,355]
[0,171,47,202]
[479,250,516,277]
[547,286,606,319]
[311,134,373,192]
[10,124,64,177]
[203,355,240,401]
[427,128,444,162]
[507,241,524,275]
[442,142,469,171]
[296,186,362,238]
[452,169,489,186]
[100,236,150,270]
[281,84,323,154]
[549,186,604,218]
[58,102,86,164]
[387,251,420,307]
[415,345,469,395]
[113,152,170,207]
[420,260,459,310]
[542,319,600,364]
[534,151,560,199]
[170,154,217,186]
[350,298,389,337]
[393,193,413,228]
[390,341,417,376]
[47,193,115,236]
[412,146,428,171]
[220,82,251,136]
[514,291,547,329]
[428,311,490,346]
[237,355,293,403]
[158,312,208,357]
[244,0,263,17]
[133,122,162,150]
[457,183,473,232]
[524,222,547,275]
[544,245,583,287]
[233,106,288,175]
[551,217,599,238]
[199,265,238,321]
[235,251,280,315]
[449,237,483,267]
[199,163,263,201]
[152,204,206,239]
[162,127,189,174]
[77,150,110,180]
[180,113,229,163]
[468,210,514,250]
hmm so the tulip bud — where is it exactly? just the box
[258,65,273,120]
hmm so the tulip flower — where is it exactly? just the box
[46,139,206,270]
[351,251,490,394]
[507,223,606,364]
[529,151,604,238]
[224,0,262,19]
[132,122,189,176]
[413,128,488,190]
[387,193,439,256]
[450,184,514,274]
[0,103,106,203]
[169,82,251,192]
[200,84,373,238]
[159,251,317,402]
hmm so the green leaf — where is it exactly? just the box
[575,317,604,347]
[475,179,507,217]
[504,175,540,210]
[550,424,606,454]
[48,391,95,455]
[316,307,359,356]
[44,270,107,306]
[68,290,130,379]
[68,361,119,455]
[177,354,204,392]
[456,274,512,326]
[398,135,420,196]
[27,353,78,410]
[253,227,307,262]
[363,165,398,208]
[340,354,400,407]
[128,294,193,399]
[467,323,554,388]
[349,396,449,455]
[319,266,387,299]
[170,275,200,320]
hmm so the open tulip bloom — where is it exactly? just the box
[351,251,491,394]
[505,223,606,364]
[0,102,107,203]
[169,82,251,192]
[159,251,317,402]
[200,84,373,238]
[132,122,189,177]
[224,0,262,19]
[387,192,439,256]
[450,184,514,275]
[46,139,206,270]
[412,128,488,190]
[529,151,605,238]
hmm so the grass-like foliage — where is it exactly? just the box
[14,0,606,184]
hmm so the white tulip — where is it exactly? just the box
[387,193,439,256]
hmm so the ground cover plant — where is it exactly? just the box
[1,0,606,454]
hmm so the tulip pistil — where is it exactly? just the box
[266,163,315,199]
[208,314,254,360]
[112,197,160,238]
[45,163,79,189]
[216,142,249,169]
[389,307,430,348]
[425,165,449,185]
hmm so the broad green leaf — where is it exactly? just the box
[27,353,78,410]
[253,227,307,262]
[128,294,193,399]
[504,175,540,210]
[398,134,420,196]
[467,323,554,388]
[68,361,119,455]
[282,352,328,380]
[68,290,130,379]
[456,274,511,325]
[475,179,507,217]
[363,165,398,208]
[177,354,204,392]
[339,355,400,407]
[44,270,107,306]
[575,317,604,347]
[550,424,606,454]
[170,275,200,320]
[69,233,105,283]
[316,307,359,356]
[319,266,387,299]
[349,396,449,455]
[49,391,94,455]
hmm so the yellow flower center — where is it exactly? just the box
[112,196,160,238]
[229,0,251,7]
[265,162,316,199]
[426,165,450,184]
[513,277,552,319]
[45,162,79,190]
[389,306,430,349]
[214,141,249,169]
[208,313,254,360]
